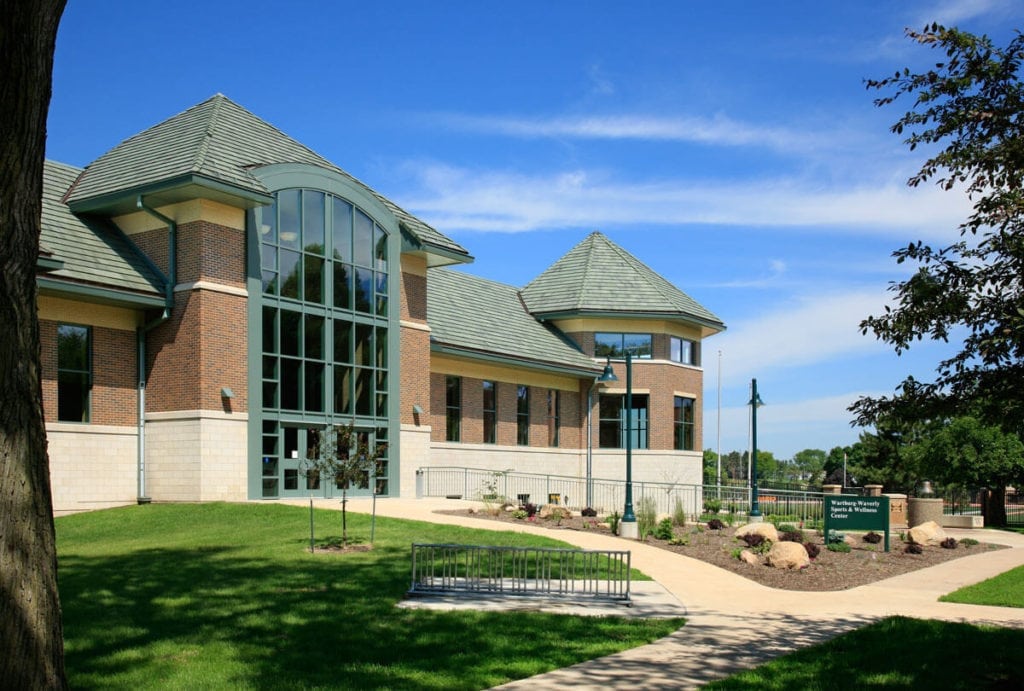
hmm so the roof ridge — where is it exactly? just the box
[578,231,603,311]
[192,94,223,172]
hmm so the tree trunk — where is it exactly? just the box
[0,1,69,688]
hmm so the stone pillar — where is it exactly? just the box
[822,484,841,494]
[864,484,883,497]
[885,493,907,529]
[907,497,944,528]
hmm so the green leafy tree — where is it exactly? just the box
[852,24,1024,433]
[316,424,386,546]
[792,449,827,485]
[919,417,1024,525]
[702,448,718,484]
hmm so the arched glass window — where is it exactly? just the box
[255,188,390,498]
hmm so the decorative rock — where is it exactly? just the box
[739,549,760,565]
[735,523,779,543]
[468,506,478,514]
[908,520,947,545]
[766,541,810,570]
[844,534,858,547]
[539,504,570,520]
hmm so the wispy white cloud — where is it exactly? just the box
[913,0,1015,28]
[430,112,831,154]
[398,163,972,239]
[587,64,615,96]
[710,289,892,386]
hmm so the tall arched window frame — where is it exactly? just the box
[246,165,397,500]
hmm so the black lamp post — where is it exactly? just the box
[749,378,765,521]
[619,353,638,538]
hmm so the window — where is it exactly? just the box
[547,389,560,447]
[598,394,649,449]
[671,336,699,366]
[446,376,461,442]
[594,332,652,359]
[252,187,391,498]
[516,385,529,445]
[57,324,91,422]
[674,396,696,450]
[482,381,497,444]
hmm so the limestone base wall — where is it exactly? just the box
[47,423,138,515]
[145,411,248,502]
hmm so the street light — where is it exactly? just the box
[586,358,618,508]
[619,353,638,538]
[749,378,765,522]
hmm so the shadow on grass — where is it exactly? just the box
[58,504,679,690]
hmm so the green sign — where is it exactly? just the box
[824,495,890,552]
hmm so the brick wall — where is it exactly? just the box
[40,319,138,426]
[400,259,431,426]
[598,359,703,451]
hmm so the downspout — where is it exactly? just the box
[135,196,177,503]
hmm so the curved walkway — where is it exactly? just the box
[335,498,1024,689]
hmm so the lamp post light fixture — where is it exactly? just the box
[586,358,619,508]
[748,378,765,522]
[619,352,638,539]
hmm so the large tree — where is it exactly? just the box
[851,24,1024,432]
[0,1,68,687]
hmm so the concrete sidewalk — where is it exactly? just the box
[310,497,1024,689]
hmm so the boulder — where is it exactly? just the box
[734,522,779,543]
[908,520,947,545]
[767,541,810,570]
[739,550,760,565]
[539,504,570,520]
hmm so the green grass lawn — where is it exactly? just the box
[705,616,1024,690]
[940,564,1024,608]
[56,502,681,690]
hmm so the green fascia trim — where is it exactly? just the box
[38,277,167,308]
[532,309,727,332]
[67,174,273,215]
[36,256,65,272]
[431,342,602,379]
[400,226,473,267]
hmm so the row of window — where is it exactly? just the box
[446,377,560,446]
[444,376,696,451]
[594,332,699,366]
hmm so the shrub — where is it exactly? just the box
[637,496,659,539]
[707,518,725,530]
[523,503,538,518]
[941,537,958,549]
[672,498,687,527]
[668,536,688,546]
[827,542,852,553]
[740,533,766,549]
[730,547,745,560]
[654,517,675,541]
[780,530,804,543]
[962,537,979,547]
[905,543,924,555]
[724,512,738,527]
[606,511,621,535]
[704,498,722,515]
[827,531,846,544]
[512,509,527,520]
[581,507,597,517]
[863,531,883,544]
[803,542,820,559]
[777,523,798,534]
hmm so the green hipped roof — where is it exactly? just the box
[65,94,469,262]
[40,160,165,302]
[427,268,601,376]
[521,232,725,332]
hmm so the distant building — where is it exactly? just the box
[38,95,725,514]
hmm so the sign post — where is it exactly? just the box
[824,495,890,552]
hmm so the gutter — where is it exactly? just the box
[134,196,177,504]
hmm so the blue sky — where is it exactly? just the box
[46,1,1021,460]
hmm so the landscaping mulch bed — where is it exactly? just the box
[443,509,1006,592]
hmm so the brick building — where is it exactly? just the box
[37,95,724,514]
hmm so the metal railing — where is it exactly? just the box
[409,543,631,602]
[416,466,829,524]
